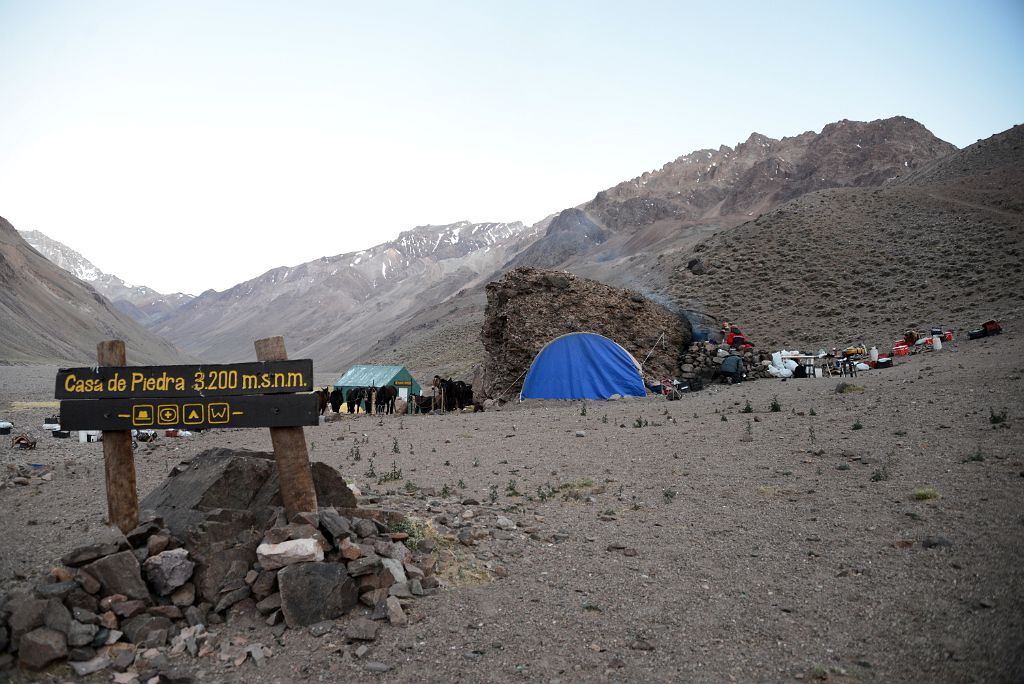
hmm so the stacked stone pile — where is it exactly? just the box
[678,341,773,384]
[0,449,446,678]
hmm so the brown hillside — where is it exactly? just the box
[662,125,1024,351]
[0,216,187,365]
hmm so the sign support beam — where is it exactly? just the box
[97,340,139,533]
[255,336,318,518]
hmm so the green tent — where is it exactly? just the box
[333,365,422,411]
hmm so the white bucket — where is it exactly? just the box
[932,335,942,351]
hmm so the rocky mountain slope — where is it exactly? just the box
[479,268,691,399]
[18,229,195,326]
[151,221,541,371]
[513,117,958,280]
[0,217,187,365]
[660,124,1024,350]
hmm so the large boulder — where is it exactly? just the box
[481,267,691,398]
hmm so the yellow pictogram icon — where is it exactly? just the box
[156,405,179,425]
[183,404,204,425]
[208,402,230,424]
[133,404,154,426]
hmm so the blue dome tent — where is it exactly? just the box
[520,332,647,400]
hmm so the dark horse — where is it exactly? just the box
[328,388,345,413]
[316,387,330,416]
[374,386,398,415]
[345,387,366,414]
[432,376,473,412]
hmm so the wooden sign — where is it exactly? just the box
[55,360,313,400]
[393,380,412,386]
[59,394,320,431]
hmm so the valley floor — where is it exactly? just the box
[1,330,1022,682]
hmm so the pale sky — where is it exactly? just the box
[1,1,1022,294]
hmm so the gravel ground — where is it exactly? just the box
[1,331,1022,682]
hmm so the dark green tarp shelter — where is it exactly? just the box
[332,365,422,410]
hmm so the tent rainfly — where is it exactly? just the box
[520,333,647,400]
[333,365,421,402]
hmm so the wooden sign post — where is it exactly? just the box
[57,337,321,529]
[97,340,139,533]
[254,336,318,517]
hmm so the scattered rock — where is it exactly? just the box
[278,562,357,627]
[18,627,67,670]
[84,551,150,601]
[256,539,324,570]
[347,617,380,641]
[144,548,195,595]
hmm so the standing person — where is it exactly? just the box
[720,351,744,384]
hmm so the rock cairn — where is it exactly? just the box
[679,341,773,385]
[0,449,443,678]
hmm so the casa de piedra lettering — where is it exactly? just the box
[55,360,319,431]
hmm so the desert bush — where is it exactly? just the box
[913,487,940,501]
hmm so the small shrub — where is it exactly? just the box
[721,414,728,422]
[809,407,817,416]
[404,480,417,494]
[601,415,608,424]
[392,438,400,454]
[364,458,377,478]
[870,465,890,482]
[505,479,521,496]
[457,478,466,489]
[580,401,587,416]
[472,457,480,468]
[983,409,1007,423]
[662,487,677,503]
[963,447,985,463]
[633,416,648,428]
[741,400,753,414]
[440,483,451,497]
[770,396,782,412]
[835,383,864,394]
[913,487,941,501]
[488,484,499,504]
[852,418,863,430]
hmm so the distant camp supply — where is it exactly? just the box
[968,319,1002,340]
[521,332,647,400]
[0,420,11,435]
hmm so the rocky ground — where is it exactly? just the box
[0,328,1022,682]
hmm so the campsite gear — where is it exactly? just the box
[876,357,893,369]
[944,330,953,342]
[983,320,1003,335]
[893,341,910,356]
[0,421,11,436]
[79,430,101,443]
[12,434,36,449]
[53,430,70,438]
[869,346,879,362]
[932,335,942,351]
[165,429,179,438]
[521,332,647,400]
